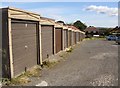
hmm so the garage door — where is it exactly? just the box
[63,29,68,49]
[11,20,38,76]
[80,33,83,41]
[55,28,62,53]
[41,25,54,60]
[72,32,75,45]
[79,32,80,41]
[76,32,78,43]
[66,30,68,48]
[68,30,72,47]
[75,32,77,44]
[76,32,79,43]
[81,33,83,40]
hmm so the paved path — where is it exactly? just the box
[27,39,118,86]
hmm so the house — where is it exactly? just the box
[110,26,120,35]
[84,26,99,37]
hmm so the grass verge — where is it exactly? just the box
[84,37,106,40]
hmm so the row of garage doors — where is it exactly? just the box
[8,19,84,77]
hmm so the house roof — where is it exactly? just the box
[110,27,120,33]
[84,26,99,32]
[68,26,85,33]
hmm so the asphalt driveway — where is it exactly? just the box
[27,39,118,86]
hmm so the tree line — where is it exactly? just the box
[57,20,87,31]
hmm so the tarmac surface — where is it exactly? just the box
[26,39,118,86]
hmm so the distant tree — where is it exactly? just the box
[98,27,111,36]
[73,20,87,31]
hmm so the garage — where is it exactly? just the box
[40,17,55,61]
[41,24,54,60]
[11,20,38,76]
[2,7,40,78]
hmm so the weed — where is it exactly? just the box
[42,60,58,68]
[2,78,11,86]
[66,47,73,53]
[10,75,31,85]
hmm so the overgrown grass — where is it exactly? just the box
[10,75,31,85]
[42,60,59,68]
[42,48,74,69]
[2,66,41,86]
[59,53,68,59]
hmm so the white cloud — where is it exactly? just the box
[85,5,118,16]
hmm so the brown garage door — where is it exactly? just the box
[55,28,62,53]
[63,29,68,49]
[76,32,79,43]
[72,31,75,45]
[66,30,68,48]
[41,25,54,60]
[80,33,81,41]
[74,32,76,44]
[79,32,80,41]
[68,30,72,47]
[11,20,38,76]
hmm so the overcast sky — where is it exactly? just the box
[1,2,118,28]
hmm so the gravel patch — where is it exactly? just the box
[90,74,117,86]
